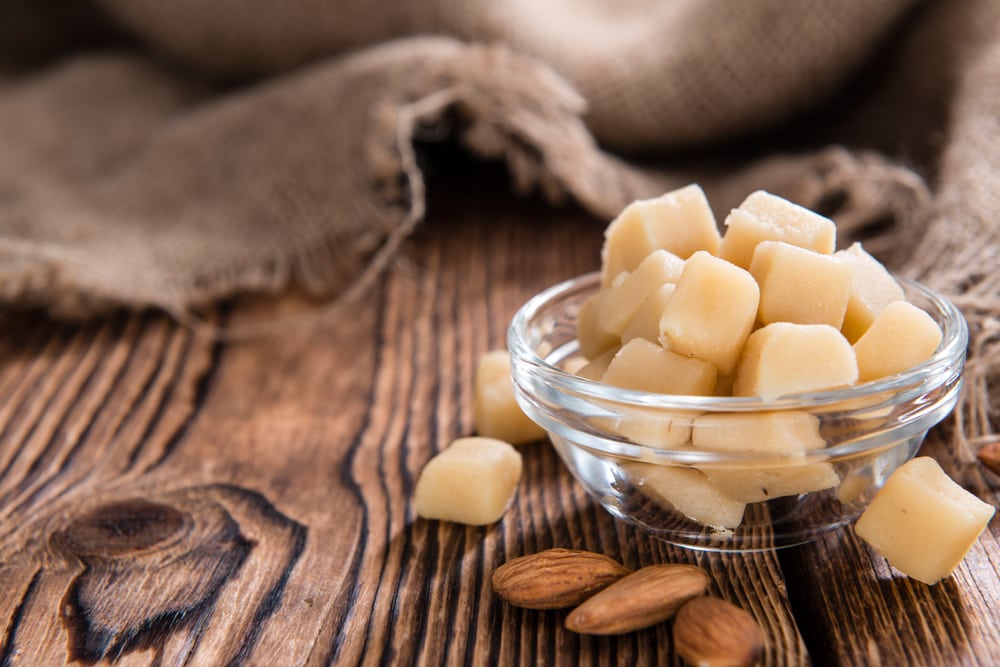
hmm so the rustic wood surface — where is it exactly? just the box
[0,153,997,666]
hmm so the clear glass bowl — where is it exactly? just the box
[508,272,968,552]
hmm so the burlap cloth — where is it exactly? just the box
[1,0,998,456]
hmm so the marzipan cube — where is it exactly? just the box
[853,301,942,382]
[561,355,590,376]
[604,408,694,449]
[474,350,546,444]
[601,184,721,285]
[414,437,523,525]
[622,461,746,529]
[719,190,836,269]
[691,410,825,455]
[733,323,858,400]
[659,251,759,375]
[835,243,905,342]
[750,241,853,327]
[854,456,995,585]
[575,346,619,381]
[601,250,685,336]
[836,470,873,505]
[577,292,620,359]
[621,283,675,344]
[602,338,717,396]
[703,463,840,503]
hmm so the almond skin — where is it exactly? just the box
[978,441,1000,476]
[491,548,630,610]
[565,563,709,634]
[674,596,764,667]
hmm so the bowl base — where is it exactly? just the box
[601,498,856,553]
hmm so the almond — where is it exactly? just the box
[977,441,1000,476]
[564,563,709,635]
[674,596,764,667]
[491,548,630,609]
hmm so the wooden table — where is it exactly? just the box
[1,154,998,666]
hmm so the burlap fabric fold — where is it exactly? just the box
[1,0,998,453]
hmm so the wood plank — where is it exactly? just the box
[0,150,936,665]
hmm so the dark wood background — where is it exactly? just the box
[0,150,997,666]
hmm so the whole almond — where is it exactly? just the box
[492,548,630,609]
[977,441,1000,476]
[565,563,709,635]
[674,596,764,667]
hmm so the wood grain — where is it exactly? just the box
[778,427,1000,666]
[0,151,996,665]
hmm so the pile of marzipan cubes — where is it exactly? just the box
[575,184,941,399]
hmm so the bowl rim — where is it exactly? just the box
[507,271,968,413]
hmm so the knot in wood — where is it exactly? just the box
[61,499,185,557]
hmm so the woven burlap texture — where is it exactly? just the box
[1,0,998,454]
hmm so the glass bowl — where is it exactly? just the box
[507,272,968,552]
